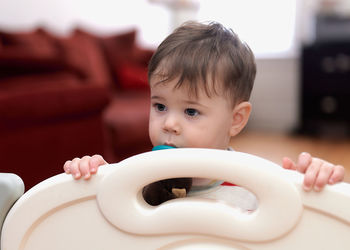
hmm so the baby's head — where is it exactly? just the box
[148,21,256,150]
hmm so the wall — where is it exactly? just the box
[249,58,300,133]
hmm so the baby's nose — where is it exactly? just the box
[162,115,181,134]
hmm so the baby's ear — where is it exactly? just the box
[230,101,252,137]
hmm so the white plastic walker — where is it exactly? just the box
[1,148,350,249]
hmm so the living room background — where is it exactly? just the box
[3,0,347,133]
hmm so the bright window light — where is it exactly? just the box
[197,0,298,58]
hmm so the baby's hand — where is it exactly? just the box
[63,154,107,180]
[282,152,345,192]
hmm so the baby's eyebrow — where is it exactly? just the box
[184,100,199,105]
[184,100,208,108]
[151,96,164,101]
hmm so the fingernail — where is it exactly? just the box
[300,153,309,165]
[303,185,311,192]
[84,173,90,179]
[91,168,96,173]
[75,173,81,179]
[314,186,321,192]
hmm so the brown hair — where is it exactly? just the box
[148,21,256,106]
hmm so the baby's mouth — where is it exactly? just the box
[164,142,177,148]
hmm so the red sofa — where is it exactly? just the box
[0,28,153,190]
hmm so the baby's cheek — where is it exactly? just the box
[148,132,158,147]
[190,134,228,149]
[185,136,210,149]
[148,124,158,146]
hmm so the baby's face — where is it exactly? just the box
[148,77,234,150]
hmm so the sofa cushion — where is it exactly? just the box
[100,30,155,91]
[101,29,137,67]
[56,29,112,85]
[116,63,149,90]
[0,28,56,55]
[0,28,66,78]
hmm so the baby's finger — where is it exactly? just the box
[79,156,92,179]
[282,157,297,170]
[314,163,334,191]
[329,165,345,184]
[89,154,107,173]
[70,157,82,179]
[303,160,320,191]
[296,152,312,173]
[63,160,72,174]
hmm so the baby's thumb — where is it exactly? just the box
[282,157,296,170]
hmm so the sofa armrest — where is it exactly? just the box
[0,73,110,130]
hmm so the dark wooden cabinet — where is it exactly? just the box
[299,41,350,136]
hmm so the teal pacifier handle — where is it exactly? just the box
[152,145,176,151]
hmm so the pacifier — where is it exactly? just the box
[152,145,176,151]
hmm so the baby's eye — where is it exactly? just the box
[154,103,167,112]
[185,108,199,117]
